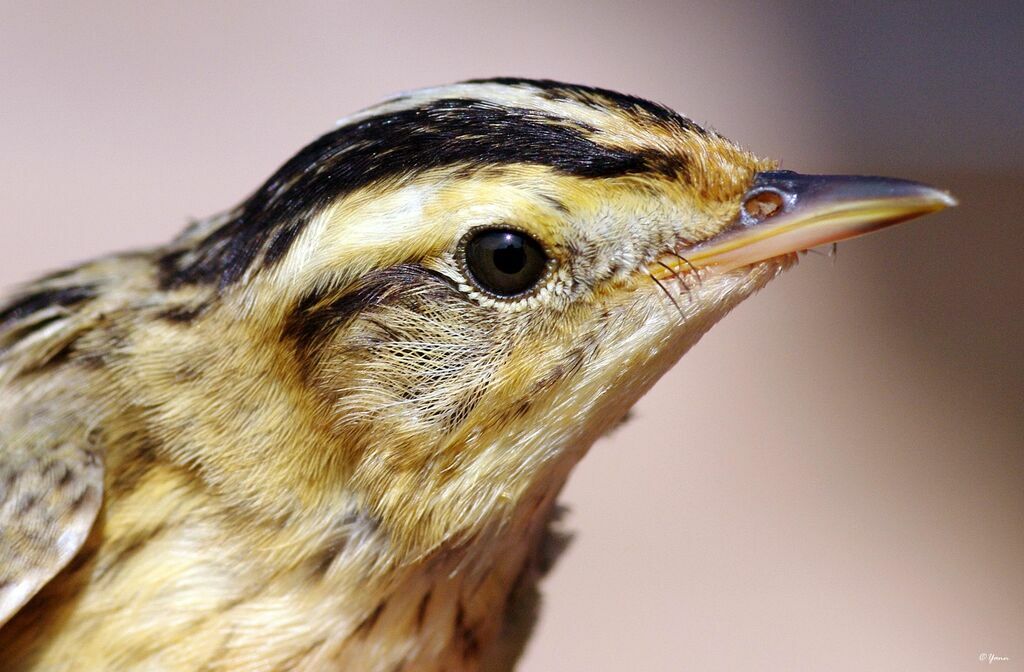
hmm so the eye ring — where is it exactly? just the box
[458,227,551,300]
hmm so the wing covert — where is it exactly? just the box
[0,403,103,626]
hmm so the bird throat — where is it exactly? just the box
[0,453,571,672]
[317,483,569,671]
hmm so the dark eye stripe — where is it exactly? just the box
[282,265,460,373]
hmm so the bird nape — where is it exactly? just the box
[0,78,953,671]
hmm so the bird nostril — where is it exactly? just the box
[742,190,785,222]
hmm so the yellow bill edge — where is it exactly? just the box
[652,171,957,278]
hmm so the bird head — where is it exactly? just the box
[154,79,952,561]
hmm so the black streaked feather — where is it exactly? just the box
[0,286,96,330]
[282,265,457,361]
[466,77,706,134]
[159,92,693,289]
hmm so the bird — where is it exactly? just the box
[0,78,953,671]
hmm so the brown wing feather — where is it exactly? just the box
[0,274,109,626]
[0,398,103,625]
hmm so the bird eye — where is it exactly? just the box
[462,229,548,298]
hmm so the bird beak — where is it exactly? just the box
[653,171,956,277]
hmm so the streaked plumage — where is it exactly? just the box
[0,78,952,670]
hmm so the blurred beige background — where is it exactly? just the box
[1,2,1020,670]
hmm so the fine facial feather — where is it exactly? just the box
[0,78,815,671]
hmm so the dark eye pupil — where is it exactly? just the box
[492,241,526,274]
[464,229,547,298]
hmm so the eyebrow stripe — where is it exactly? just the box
[159,97,690,289]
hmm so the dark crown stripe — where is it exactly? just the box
[159,96,691,289]
[465,78,707,135]
[0,285,96,330]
